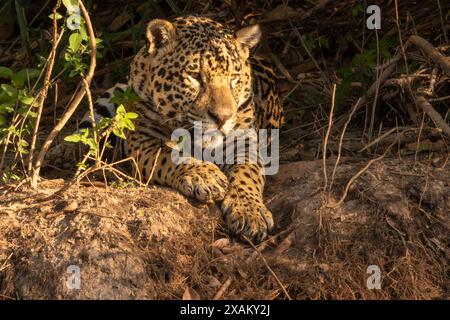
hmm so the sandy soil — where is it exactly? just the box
[0,156,449,299]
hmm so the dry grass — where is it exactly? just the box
[1,157,449,299]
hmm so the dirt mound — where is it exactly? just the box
[0,157,449,299]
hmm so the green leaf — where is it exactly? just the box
[69,70,77,78]
[97,117,112,130]
[125,112,138,119]
[85,138,98,153]
[12,69,41,88]
[64,133,82,143]
[352,3,363,17]
[37,55,47,68]
[0,102,15,113]
[18,90,34,105]
[48,12,63,20]
[0,114,6,126]
[76,162,87,170]
[0,66,13,79]
[64,52,72,62]
[69,32,82,52]
[18,139,29,153]
[123,118,135,131]
[113,127,126,139]
[20,96,34,105]
[81,128,89,138]
[18,106,37,117]
[62,0,79,13]
[1,84,18,98]
[110,88,140,105]
[79,24,88,41]
[116,104,126,114]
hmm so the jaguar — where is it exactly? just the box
[48,16,284,243]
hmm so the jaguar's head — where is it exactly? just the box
[131,16,261,136]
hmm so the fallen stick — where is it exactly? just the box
[212,278,232,300]
[414,95,450,138]
[327,137,398,208]
[410,35,450,77]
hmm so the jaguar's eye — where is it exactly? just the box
[186,71,202,84]
[230,73,240,87]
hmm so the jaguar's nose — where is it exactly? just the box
[208,109,232,128]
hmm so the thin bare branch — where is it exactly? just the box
[30,0,97,188]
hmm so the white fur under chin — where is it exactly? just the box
[220,118,235,136]
[191,118,236,150]
[199,128,225,149]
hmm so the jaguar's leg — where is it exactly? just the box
[127,132,228,203]
[221,162,274,243]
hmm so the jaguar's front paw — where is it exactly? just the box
[221,188,274,243]
[176,162,229,203]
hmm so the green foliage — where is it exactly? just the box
[335,36,396,108]
[0,66,39,132]
[64,127,98,153]
[1,168,23,184]
[60,1,104,77]
[113,104,138,139]
[64,98,139,157]
[110,87,141,106]
[0,0,108,173]
[63,25,103,77]
[352,2,364,17]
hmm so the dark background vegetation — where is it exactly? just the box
[0,0,449,174]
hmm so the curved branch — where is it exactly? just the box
[414,95,450,138]
[410,35,450,77]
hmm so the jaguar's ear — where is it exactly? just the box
[236,24,261,59]
[146,19,177,59]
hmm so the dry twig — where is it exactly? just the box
[322,84,336,190]
[414,95,450,138]
[410,35,450,77]
[327,137,398,208]
[27,4,63,175]
[212,277,232,300]
[244,236,292,300]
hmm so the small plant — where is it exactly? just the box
[0,67,40,127]
[303,34,330,53]
[335,36,396,108]
[351,2,364,17]
[63,88,139,159]
[59,1,104,78]
[1,167,23,184]
[0,65,41,161]
[0,0,108,183]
